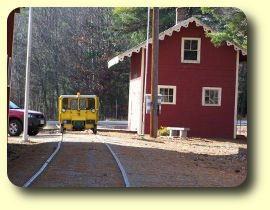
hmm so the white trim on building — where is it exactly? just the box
[158,85,177,105]
[138,48,145,135]
[181,37,201,63]
[202,87,222,106]
[234,50,240,139]
[108,17,247,68]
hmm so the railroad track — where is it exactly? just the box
[96,135,130,187]
[23,132,130,187]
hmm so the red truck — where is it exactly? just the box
[8,101,46,136]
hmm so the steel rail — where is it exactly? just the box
[96,135,131,187]
[23,134,63,187]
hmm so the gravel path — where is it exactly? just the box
[7,131,247,187]
[99,132,247,187]
[7,134,60,186]
[30,133,125,187]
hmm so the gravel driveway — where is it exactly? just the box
[98,132,247,187]
[7,131,247,187]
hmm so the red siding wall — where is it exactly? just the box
[131,22,237,139]
[130,51,142,79]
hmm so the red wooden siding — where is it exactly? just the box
[130,51,142,79]
[131,23,236,138]
[130,22,238,139]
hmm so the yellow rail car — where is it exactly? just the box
[58,93,99,134]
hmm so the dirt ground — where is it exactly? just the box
[98,130,247,187]
[7,134,60,186]
[7,127,247,187]
[237,125,247,137]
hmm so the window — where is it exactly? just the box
[62,98,69,109]
[79,99,87,110]
[70,99,78,110]
[202,87,222,106]
[87,98,95,110]
[79,98,95,110]
[158,85,176,104]
[9,101,20,109]
[181,37,201,63]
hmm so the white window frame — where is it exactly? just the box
[202,87,222,106]
[181,37,201,63]
[158,85,177,105]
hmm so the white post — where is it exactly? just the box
[22,7,33,142]
[233,50,240,139]
[175,8,178,25]
[142,7,150,135]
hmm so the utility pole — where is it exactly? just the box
[150,7,159,138]
[22,7,33,142]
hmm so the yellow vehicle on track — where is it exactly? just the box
[58,93,99,134]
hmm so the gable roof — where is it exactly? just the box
[108,17,247,68]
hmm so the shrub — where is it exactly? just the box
[158,126,169,136]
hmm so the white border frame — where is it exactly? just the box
[202,87,222,106]
[181,37,201,63]
[158,85,177,105]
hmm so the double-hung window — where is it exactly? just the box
[202,87,222,106]
[158,85,176,104]
[181,37,201,63]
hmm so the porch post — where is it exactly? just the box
[234,50,240,139]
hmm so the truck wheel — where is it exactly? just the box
[92,125,97,135]
[60,125,66,134]
[28,128,39,136]
[8,119,23,136]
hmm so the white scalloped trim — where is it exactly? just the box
[108,17,247,67]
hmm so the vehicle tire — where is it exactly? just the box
[28,128,39,136]
[92,125,97,135]
[8,119,23,136]
[60,125,64,133]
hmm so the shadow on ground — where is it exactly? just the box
[7,135,247,188]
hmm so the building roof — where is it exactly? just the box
[108,16,247,68]
[59,95,97,98]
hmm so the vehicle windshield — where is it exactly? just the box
[10,101,20,109]
[80,98,95,110]
[62,98,95,110]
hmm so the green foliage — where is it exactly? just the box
[204,31,231,47]
[111,7,175,51]
[111,7,248,51]
[201,7,247,49]
[158,126,169,136]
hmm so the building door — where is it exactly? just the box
[128,78,142,132]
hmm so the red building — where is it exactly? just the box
[108,16,247,139]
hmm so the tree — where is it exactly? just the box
[200,7,247,49]
[11,8,130,120]
[111,7,176,51]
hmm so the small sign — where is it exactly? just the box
[146,94,162,115]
